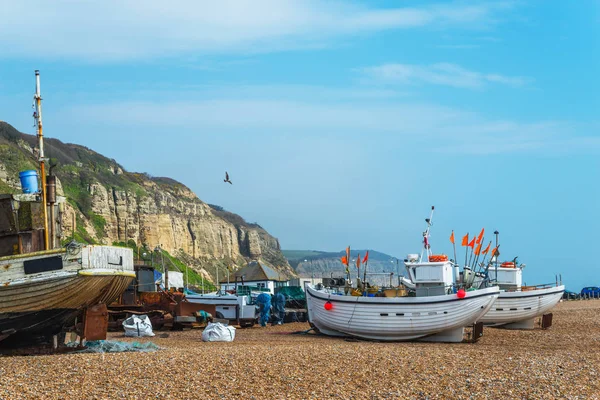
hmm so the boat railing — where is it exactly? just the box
[323,282,479,297]
[502,282,562,292]
[0,248,66,263]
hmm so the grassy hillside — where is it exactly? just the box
[281,250,323,260]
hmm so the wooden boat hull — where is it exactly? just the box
[0,246,134,340]
[0,274,133,335]
[478,285,564,328]
[305,285,499,342]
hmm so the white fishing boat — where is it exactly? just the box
[185,291,257,327]
[453,229,564,329]
[306,283,499,342]
[477,261,564,329]
[305,207,500,342]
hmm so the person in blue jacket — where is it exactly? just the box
[256,293,271,327]
[272,292,286,326]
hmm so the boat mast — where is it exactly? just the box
[420,206,435,262]
[33,70,50,250]
[493,230,499,283]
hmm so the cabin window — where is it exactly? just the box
[108,256,123,266]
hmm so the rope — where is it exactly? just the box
[347,295,360,326]
[63,240,82,262]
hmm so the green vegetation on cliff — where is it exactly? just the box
[111,241,217,291]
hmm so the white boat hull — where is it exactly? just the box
[186,294,257,323]
[305,285,500,342]
[478,285,564,328]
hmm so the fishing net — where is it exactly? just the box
[275,286,306,308]
[80,340,160,353]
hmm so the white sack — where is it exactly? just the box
[201,322,236,342]
[123,314,155,337]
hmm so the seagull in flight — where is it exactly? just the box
[224,171,232,184]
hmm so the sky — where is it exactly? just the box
[0,1,598,290]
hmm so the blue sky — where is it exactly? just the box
[0,1,598,290]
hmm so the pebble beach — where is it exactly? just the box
[1,300,599,399]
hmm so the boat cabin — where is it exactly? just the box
[487,264,523,291]
[404,254,455,297]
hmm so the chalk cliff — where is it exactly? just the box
[0,121,293,284]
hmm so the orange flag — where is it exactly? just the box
[490,247,498,257]
[449,231,455,245]
[356,253,361,269]
[461,233,469,246]
[476,228,485,245]
[482,242,491,255]
[362,251,369,264]
[474,242,482,255]
[340,256,348,266]
[468,237,476,248]
[346,246,350,263]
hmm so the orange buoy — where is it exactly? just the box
[429,254,449,262]
[501,262,516,268]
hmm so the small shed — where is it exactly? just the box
[220,260,288,294]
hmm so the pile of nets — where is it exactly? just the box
[80,340,160,353]
[275,286,306,308]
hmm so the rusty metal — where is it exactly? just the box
[465,322,484,343]
[108,265,216,331]
[0,194,55,256]
[109,290,215,331]
[46,175,56,204]
[541,313,553,329]
[176,300,215,320]
[472,322,484,342]
[83,303,109,341]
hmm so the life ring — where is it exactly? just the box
[501,262,516,268]
[429,254,449,262]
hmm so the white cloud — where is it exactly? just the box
[360,63,530,89]
[57,85,596,155]
[0,1,512,61]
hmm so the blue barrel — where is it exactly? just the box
[19,170,39,194]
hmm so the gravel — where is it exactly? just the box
[1,300,599,399]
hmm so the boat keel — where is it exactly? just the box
[420,327,465,343]
[501,318,535,330]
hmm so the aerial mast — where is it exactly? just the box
[33,70,49,250]
[420,206,435,262]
